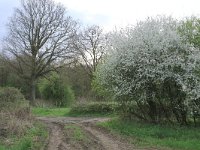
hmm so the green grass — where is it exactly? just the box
[32,107,115,117]
[31,107,71,117]
[64,124,85,141]
[0,122,48,150]
[98,119,200,150]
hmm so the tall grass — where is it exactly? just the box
[0,87,48,150]
[0,122,48,150]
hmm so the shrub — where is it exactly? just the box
[95,16,200,124]
[0,87,32,138]
[70,102,118,114]
[38,73,75,107]
[0,87,29,111]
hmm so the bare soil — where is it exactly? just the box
[37,117,156,150]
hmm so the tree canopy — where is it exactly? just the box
[3,0,77,102]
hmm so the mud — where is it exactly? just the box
[37,117,156,150]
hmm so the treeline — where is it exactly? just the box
[0,57,96,106]
[0,0,107,105]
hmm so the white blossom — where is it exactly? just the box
[96,16,200,103]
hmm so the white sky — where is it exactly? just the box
[0,0,200,38]
[54,0,200,31]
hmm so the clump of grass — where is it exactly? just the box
[98,119,200,150]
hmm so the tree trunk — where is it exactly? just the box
[30,78,36,105]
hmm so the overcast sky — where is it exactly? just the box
[0,0,200,40]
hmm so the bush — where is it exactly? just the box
[95,16,200,124]
[0,87,32,138]
[91,75,114,101]
[38,73,75,107]
[70,102,118,114]
[0,87,29,111]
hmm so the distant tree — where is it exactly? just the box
[59,64,91,97]
[3,0,77,103]
[0,57,8,86]
[38,72,75,107]
[74,25,107,78]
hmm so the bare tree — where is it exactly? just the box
[74,25,107,78]
[3,0,77,103]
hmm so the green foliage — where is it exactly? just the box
[59,66,92,97]
[179,16,200,48]
[178,16,200,124]
[0,58,30,99]
[0,87,28,111]
[38,73,75,107]
[98,119,200,150]
[91,73,114,100]
[70,102,117,115]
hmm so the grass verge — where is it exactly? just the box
[0,121,48,150]
[31,107,71,117]
[98,119,200,150]
[32,107,115,117]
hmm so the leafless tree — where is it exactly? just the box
[74,25,107,78]
[3,0,78,103]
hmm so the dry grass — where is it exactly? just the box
[33,99,55,108]
[0,108,33,138]
[0,87,48,149]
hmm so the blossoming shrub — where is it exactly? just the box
[96,16,200,124]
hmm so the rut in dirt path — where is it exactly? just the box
[45,122,62,150]
[82,124,133,150]
[41,119,74,150]
[37,117,148,150]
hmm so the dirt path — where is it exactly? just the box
[37,117,147,150]
[45,123,62,150]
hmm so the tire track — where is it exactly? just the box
[37,117,148,150]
